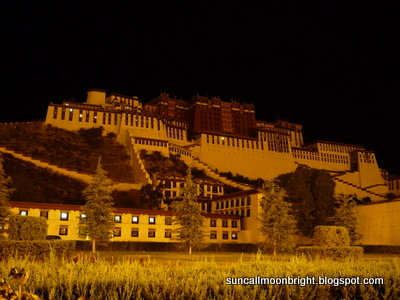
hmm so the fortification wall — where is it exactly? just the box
[192,134,296,180]
[357,201,400,245]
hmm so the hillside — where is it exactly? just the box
[0,122,142,207]
[0,122,135,183]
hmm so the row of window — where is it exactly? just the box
[59,227,238,240]
[216,209,251,217]
[210,220,238,228]
[216,197,251,209]
[20,211,172,225]
[21,211,241,227]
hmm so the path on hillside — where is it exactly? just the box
[0,146,142,191]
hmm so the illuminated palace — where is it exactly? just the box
[3,88,397,245]
[45,88,389,203]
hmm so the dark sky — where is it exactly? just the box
[1,3,399,174]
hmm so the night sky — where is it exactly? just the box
[1,3,399,175]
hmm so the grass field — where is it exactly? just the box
[1,251,399,299]
[75,250,399,264]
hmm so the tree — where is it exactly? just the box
[331,194,363,244]
[277,166,336,237]
[0,153,14,239]
[139,183,164,209]
[170,168,204,254]
[258,179,298,255]
[79,157,115,253]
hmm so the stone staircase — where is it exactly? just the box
[191,158,253,191]
[295,162,386,201]
[333,176,386,201]
[168,143,253,190]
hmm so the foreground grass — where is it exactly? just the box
[1,252,399,299]
[74,251,399,264]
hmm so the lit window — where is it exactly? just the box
[149,217,156,224]
[80,213,86,219]
[115,215,122,223]
[114,228,121,237]
[59,227,68,235]
[20,210,28,216]
[132,216,139,224]
[232,232,238,240]
[60,212,69,221]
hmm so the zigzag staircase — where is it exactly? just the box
[295,162,386,201]
[168,143,253,191]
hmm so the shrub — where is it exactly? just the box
[0,240,76,260]
[8,215,47,240]
[313,226,349,247]
[297,225,363,261]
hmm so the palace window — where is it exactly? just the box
[247,197,251,205]
[132,216,139,224]
[222,220,228,227]
[148,230,156,238]
[232,221,238,228]
[131,229,139,237]
[85,111,90,122]
[210,231,217,239]
[210,220,217,227]
[40,211,49,219]
[223,231,229,239]
[165,217,172,225]
[68,109,73,121]
[149,217,156,224]
[20,210,28,216]
[232,232,238,240]
[115,215,122,223]
[60,212,69,221]
[165,230,172,238]
[59,226,68,235]
[114,228,121,237]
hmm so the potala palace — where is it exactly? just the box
[45,88,389,201]
[2,88,399,245]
